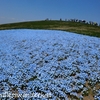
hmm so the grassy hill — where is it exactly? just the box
[0,20,100,37]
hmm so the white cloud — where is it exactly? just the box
[0,16,17,20]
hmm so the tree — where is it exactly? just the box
[60,18,62,21]
[45,18,49,21]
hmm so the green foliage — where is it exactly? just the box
[26,76,37,82]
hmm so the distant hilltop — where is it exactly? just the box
[0,20,100,37]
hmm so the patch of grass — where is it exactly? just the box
[0,20,100,37]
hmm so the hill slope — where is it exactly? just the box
[0,20,100,37]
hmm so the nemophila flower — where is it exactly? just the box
[0,29,100,99]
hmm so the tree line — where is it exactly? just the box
[45,18,100,26]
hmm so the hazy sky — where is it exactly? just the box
[0,0,100,24]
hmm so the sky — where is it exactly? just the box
[0,0,100,24]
